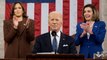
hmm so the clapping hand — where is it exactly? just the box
[80,22,93,37]
[80,23,89,30]
[13,16,19,29]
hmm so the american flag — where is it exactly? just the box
[5,0,99,36]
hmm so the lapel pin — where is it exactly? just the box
[24,24,26,26]
[95,26,97,28]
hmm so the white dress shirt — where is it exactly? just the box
[50,31,61,49]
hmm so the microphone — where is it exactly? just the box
[51,31,56,36]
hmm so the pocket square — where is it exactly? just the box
[63,44,68,47]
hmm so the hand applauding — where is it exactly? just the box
[13,16,22,29]
[13,16,19,29]
[80,22,94,37]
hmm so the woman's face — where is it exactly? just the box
[14,3,23,17]
[84,7,93,21]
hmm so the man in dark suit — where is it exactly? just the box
[32,11,77,54]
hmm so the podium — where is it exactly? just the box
[26,54,84,60]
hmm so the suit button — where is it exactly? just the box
[88,46,90,48]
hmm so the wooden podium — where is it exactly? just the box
[26,54,84,60]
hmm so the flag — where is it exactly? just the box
[5,0,99,36]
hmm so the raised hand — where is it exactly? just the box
[13,16,19,29]
[86,22,93,34]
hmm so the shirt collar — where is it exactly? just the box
[50,31,61,37]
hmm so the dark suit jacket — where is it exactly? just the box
[32,32,77,54]
[75,21,106,58]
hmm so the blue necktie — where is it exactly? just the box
[53,36,57,52]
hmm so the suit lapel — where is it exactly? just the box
[92,22,98,33]
[18,18,27,36]
[46,32,53,51]
[58,32,65,52]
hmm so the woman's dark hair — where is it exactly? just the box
[10,2,28,19]
[82,4,99,22]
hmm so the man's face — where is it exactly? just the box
[48,12,63,32]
